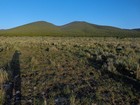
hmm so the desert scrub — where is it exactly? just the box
[0,68,9,85]
[69,92,76,105]
[0,89,5,105]
[0,68,9,104]
[0,37,140,104]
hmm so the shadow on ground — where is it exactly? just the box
[4,50,21,105]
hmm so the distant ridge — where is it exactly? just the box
[0,21,140,37]
[133,28,140,31]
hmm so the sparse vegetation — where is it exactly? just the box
[0,89,5,105]
[0,37,140,105]
[0,67,10,105]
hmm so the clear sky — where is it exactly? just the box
[0,0,140,29]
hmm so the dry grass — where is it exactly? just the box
[0,68,9,84]
[0,37,140,104]
[0,68,9,105]
[0,89,5,105]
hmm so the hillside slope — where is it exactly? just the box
[60,21,140,37]
[0,21,140,37]
[1,21,60,36]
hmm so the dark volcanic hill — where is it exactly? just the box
[0,21,140,37]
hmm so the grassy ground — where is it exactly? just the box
[0,37,140,105]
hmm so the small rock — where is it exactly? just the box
[28,99,32,103]
[116,46,123,51]
[55,97,68,104]
[3,84,11,90]
[16,91,20,94]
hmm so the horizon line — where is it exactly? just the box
[0,20,139,30]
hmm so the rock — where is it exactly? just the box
[42,92,45,95]
[33,86,37,90]
[16,91,20,94]
[3,83,11,90]
[28,99,32,103]
[116,46,123,51]
[55,97,68,105]
[14,75,20,79]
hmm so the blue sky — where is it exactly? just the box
[0,0,140,29]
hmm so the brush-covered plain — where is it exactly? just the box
[0,37,140,105]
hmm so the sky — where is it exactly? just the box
[0,0,140,29]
